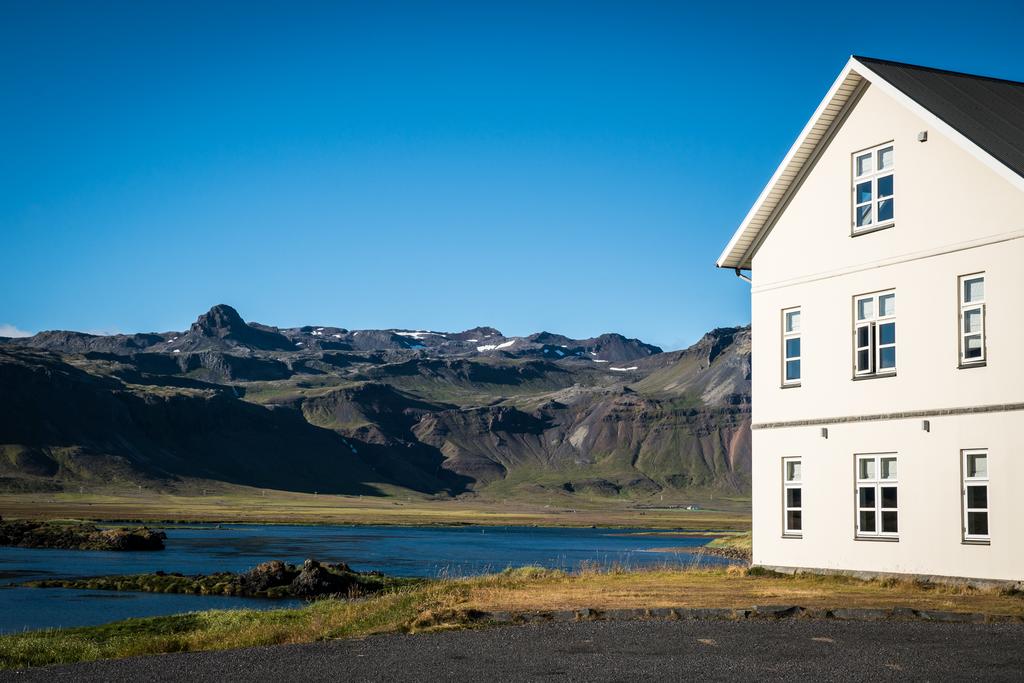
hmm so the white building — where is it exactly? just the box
[717,56,1024,584]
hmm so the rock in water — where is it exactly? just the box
[0,518,165,551]
[95,527,166,551]
[290,559,356,598]
[239,560,294,591]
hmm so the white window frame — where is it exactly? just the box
[958,273,986,366]
[855,454,898,539]
[962,449,990,542]
[783,457,802,536]
[853,290,896,377]
[852,142,895,234]
[782,307,801,386]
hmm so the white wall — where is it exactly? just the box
[751,238,1024,425]
[752,413,1022,582]
[750,82,1024,427]
[745,81,1024,581]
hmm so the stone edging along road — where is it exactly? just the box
[436,605,1024,627]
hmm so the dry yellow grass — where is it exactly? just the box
[3,565,1021,670]
[457,564,1024,617]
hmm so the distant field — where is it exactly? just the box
[0,486,751,531]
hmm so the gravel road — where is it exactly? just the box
[3,619,1023,681]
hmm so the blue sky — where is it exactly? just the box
[3,1,1023,349]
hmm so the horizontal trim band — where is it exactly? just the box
[752,401,1024,430]
[751,229,1024,293]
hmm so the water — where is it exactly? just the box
[0,524,730,634]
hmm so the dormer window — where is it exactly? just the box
[852,143,894,234]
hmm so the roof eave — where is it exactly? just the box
[717,56,1024,273]
[716,57,862,271]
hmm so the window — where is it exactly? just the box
[852,143,895,232]
[783,458,802,536]
[962,450,989,541]
[782,307,801,385]
[856,454,898,538]
[959,274,986,366]
[854,291,896,376]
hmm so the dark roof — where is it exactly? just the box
[853,56,1024,179]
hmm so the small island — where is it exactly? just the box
[0,517,166,551]
[25,558,418,599]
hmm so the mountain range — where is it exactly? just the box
[0,305,751,500]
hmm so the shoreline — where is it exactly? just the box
[2,563,1021,670]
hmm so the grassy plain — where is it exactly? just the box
[3,565,1022,670]
[0,486,751,531]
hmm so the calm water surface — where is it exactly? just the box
[0,524,729,634]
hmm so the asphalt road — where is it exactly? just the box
[4,619,1023,682]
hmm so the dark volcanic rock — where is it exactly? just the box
[0,347,386,495]
[183,305,294,352]
[240,560,294,591]
[10,331,165,355]
[290,559,357,598]
[0,518,165,551]
[525,331,662,362]
[95,527,167,551]
[28,558,409,600]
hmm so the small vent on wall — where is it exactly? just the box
[917,131,928,142]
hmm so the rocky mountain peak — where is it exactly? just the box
[184,304,293,351]
[696,326,750,366]
[190,304,247,338]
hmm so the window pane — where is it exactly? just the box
[964,335,983,359]
[881,511,898,533]
[881,457,897,480]
[785,310,801,333]
[786,460,802,482]
[856,350,870,371]
[967,511,988,536]
[857,299,874,321]
[856,153,873,176]
[787,488,802,508]
[859,511,876,533]
[967,453,987,478]
[879,293,896,317]
[785,338,801,359]
[858,486,875,507]
[877,198,894,222]
[859,459,875,480]
[856,326,870,348]
[877,174,894,197]
[787,510,802,532]
[856,181,873,203]
[966,485,987,509]
[878,322,896,345]
[856,204,872,227]
[964,308,982,334]
[785,359,801,381]
[963,277,984,303]
[879,346,896,369]
[881,486,898,508]
[878,147,894,170]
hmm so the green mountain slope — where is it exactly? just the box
[0,305,750,499]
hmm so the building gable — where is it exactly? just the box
[750,81,1024,286]
[718,57,1024,272]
